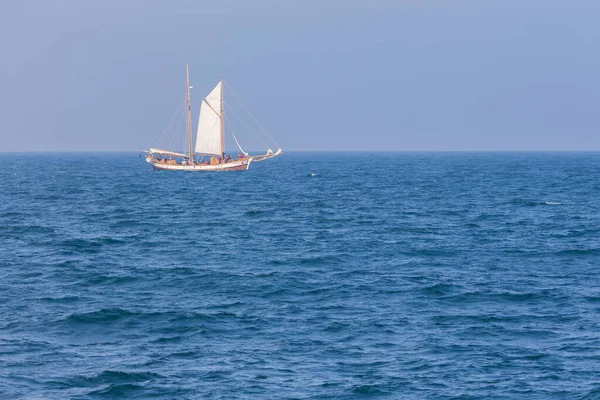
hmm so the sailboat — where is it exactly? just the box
[142,63,282,171]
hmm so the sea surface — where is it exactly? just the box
[1,152,599,399]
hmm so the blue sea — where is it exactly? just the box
[1,152,599,399]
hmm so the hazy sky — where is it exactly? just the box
[1,0,599,152]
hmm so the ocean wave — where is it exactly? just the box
[86,383,150,397]
[554,249,600,256]
[63,308,138,324]
[69,370,164,387]
[2,153,600,398]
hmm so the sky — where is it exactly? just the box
[1,0,599,152]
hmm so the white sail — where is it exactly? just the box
[194,81,222,156]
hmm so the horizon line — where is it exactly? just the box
[2,150,600,154]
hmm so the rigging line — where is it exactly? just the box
[159,101,185,152]
[168,104,184,152]
[225,82,279,149]
[224,117,241,154]
[230,129,248,155]
[224,100,269,149]
[224,81,280,148]
[183,110,187,155]
[224,101,257,139]
[166,107,179,151]
[155,100,186,147]
[185,98,192,155]
[177,103,186,152]
[225,117,242,151]
[225,117,248,155]
[175,95,188,152]
[224,101,270,150]
[178,104,187,152]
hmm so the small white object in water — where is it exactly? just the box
[544,201,561,205]
[309,173,317,177]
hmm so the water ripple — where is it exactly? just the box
[0,152,599,398]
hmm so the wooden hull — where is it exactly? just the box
[151,159,251,171]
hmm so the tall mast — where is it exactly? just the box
[186,63,194,160]
[220,78,225,158]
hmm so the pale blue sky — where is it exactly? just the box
[1,0,599,151]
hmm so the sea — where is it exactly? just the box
[1,152,599,399]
